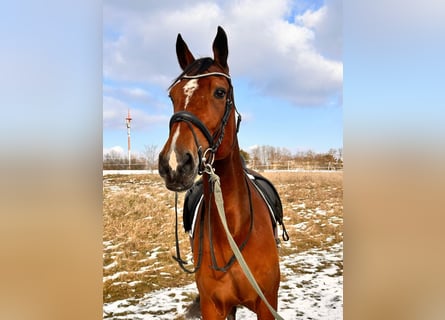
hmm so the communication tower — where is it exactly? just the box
[125,109,132,169]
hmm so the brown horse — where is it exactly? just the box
[159,26,280,320]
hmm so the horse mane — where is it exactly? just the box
[169,57,215,90]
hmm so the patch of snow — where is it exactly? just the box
[295,221,308,230]
[104,261,118,270]
[104,271,129,283]
[315,208,327,216]
[104,242,123,251]
[103,243,343,319]
[292,203,306,210]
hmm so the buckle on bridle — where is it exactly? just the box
[200,147,215,175]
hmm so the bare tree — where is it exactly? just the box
[337,148,343,161]
[328,148,338,158]
[246,145,343,171]
[239,149,250,162]
[103,150,126,170]
[144,144,159,171]
[249,146,260,169]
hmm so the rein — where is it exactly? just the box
[172,172,254,273]
[208,174,254,272]
[172,192,205,273]
[204,164,285,320]
[172,164,284,319]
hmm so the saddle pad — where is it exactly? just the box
[244,168,284,227]
[183,178,204,233]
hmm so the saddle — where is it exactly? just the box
[183,168,289,242]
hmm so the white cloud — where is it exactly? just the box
[103,96,128,129]
[103,0,342,107]
[125,87,150,99]
[103,145,124,155]
[103,85,156,106]
[295,0,342,60]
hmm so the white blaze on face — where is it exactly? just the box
[168,127,180,170]
[167,79,198,171]
[183,79,199,109]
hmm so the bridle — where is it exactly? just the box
[168,71,241,174]
[169,71,250,274]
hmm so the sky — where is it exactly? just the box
[103,0,342,157]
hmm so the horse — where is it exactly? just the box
[158,26,281,320]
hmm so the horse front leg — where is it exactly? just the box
[255,289,279,320]
[200,295,234,320]
[227,306,236,320]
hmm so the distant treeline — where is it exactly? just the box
[244,146,343,171]
[103,145,343,171]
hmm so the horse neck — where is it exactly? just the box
[203,142,250,237]
[213,143,245,194]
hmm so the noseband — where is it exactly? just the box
[169,72,241,174]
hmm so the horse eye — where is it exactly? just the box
[214,88,226,99]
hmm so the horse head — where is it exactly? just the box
[159,26,239,191]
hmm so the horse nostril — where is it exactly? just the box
[181,152,195,173]
[158,153,171,177]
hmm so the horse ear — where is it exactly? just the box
[176,33,195,70]
[212,26,229,72]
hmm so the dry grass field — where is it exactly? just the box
[103,171,343,317]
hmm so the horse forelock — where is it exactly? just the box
[169,57,221,90]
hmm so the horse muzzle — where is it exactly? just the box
[158,150,198,192]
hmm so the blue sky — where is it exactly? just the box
[103,0,342,157]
